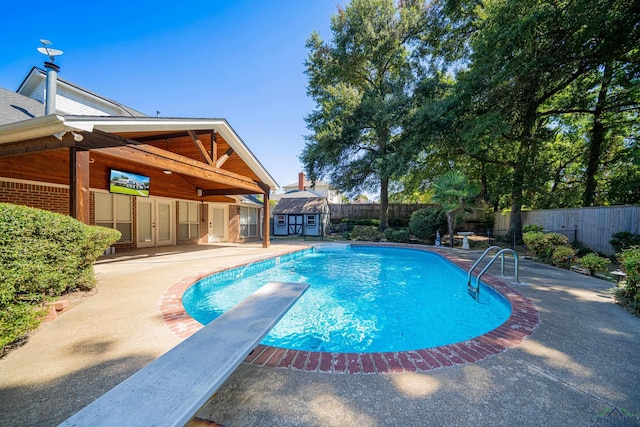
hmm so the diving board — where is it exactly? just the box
[60,281,309,427]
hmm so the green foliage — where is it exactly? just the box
[613,247,640,316]
[571,240,593,258]
[523,224,545,233]
[0,303,46,351]
[523,232,569,263]
[341,218,380,228]
[405,0,640,220]
[384,228,410,243]
[350,225,382,241]
[579,253,610,276]
[431,171,479,247]
[302,0,426,228]
[610,232,640,254]
[409,207,447,242]
[551,246,576,269]
[0,203,120,351]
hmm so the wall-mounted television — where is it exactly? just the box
[109,169,150,197]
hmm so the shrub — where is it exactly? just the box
[0,303,46,351]
[384,228,410,243]
[523,224,545,233]
[613,246,640,316]
[409,207,447,242]
[551,246,576,268]
[571,240,593,257]
[523,232,568,263]
[0,203,120,352]
[340,218,380,231]
[579,253,609,276]
[610,232,640,254]
[350,225,381,241]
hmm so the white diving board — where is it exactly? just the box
[60,281,309,427]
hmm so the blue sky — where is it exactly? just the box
[0,1,344,190]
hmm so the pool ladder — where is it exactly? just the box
[467,246,520,300]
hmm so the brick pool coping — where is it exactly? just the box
[159,244,539,374]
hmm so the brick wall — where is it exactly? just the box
[0,180,69,214]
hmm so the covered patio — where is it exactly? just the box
[0,114,277,248]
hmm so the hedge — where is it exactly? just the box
[0,203,120,350]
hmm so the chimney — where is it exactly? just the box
[44,61,59,115]
[38,40,63,115]
[298,172,305,191]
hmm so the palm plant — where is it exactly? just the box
[431,171,479,247]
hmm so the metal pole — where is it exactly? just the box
[44,61,59,115]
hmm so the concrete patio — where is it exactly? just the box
[0,242,638,426]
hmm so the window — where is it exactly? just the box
[179,201,200,239]
[240,206,260,237]
[95,192,132,242]
[306,215,316,226]
[276,215,286,227]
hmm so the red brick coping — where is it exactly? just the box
[159,245,539,374]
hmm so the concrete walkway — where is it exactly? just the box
[1,243,639,426]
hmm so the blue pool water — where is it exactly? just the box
[182,245,511,353]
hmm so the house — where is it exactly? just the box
[277,172,342,204]
[272,196,330,237]
[0,64,277,250]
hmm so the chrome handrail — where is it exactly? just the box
[467,246,503,288]
[468,248,519,300]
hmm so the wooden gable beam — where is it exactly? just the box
[201,188,259,196]
[210,130,218,165]
[98,144,263,194]
[216,148,234,168]
[187,130,214,166]
[0,136,74,157]
[133,130,210,143]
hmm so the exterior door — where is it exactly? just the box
[207,204,228,242]
[137,198,174,247]
[156,200,173,246]
[288,214,303,235]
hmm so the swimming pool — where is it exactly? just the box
[182,245,512,353]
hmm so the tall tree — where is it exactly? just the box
[542,59,640,206]
[417,0,640,238]
[301,0,424,230]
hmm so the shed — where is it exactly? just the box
[272,197,330,237]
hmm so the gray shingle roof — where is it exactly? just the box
[273,197,329,215]
[0,87,44,125]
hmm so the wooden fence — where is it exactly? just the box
[494,205,640,255]
[328,203,433,222]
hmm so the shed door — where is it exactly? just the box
[288,215,303,235]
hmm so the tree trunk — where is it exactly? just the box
[379,176,389,231]
[447,211,455,248]
[510,149,526,244]
[583,64,612,207]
